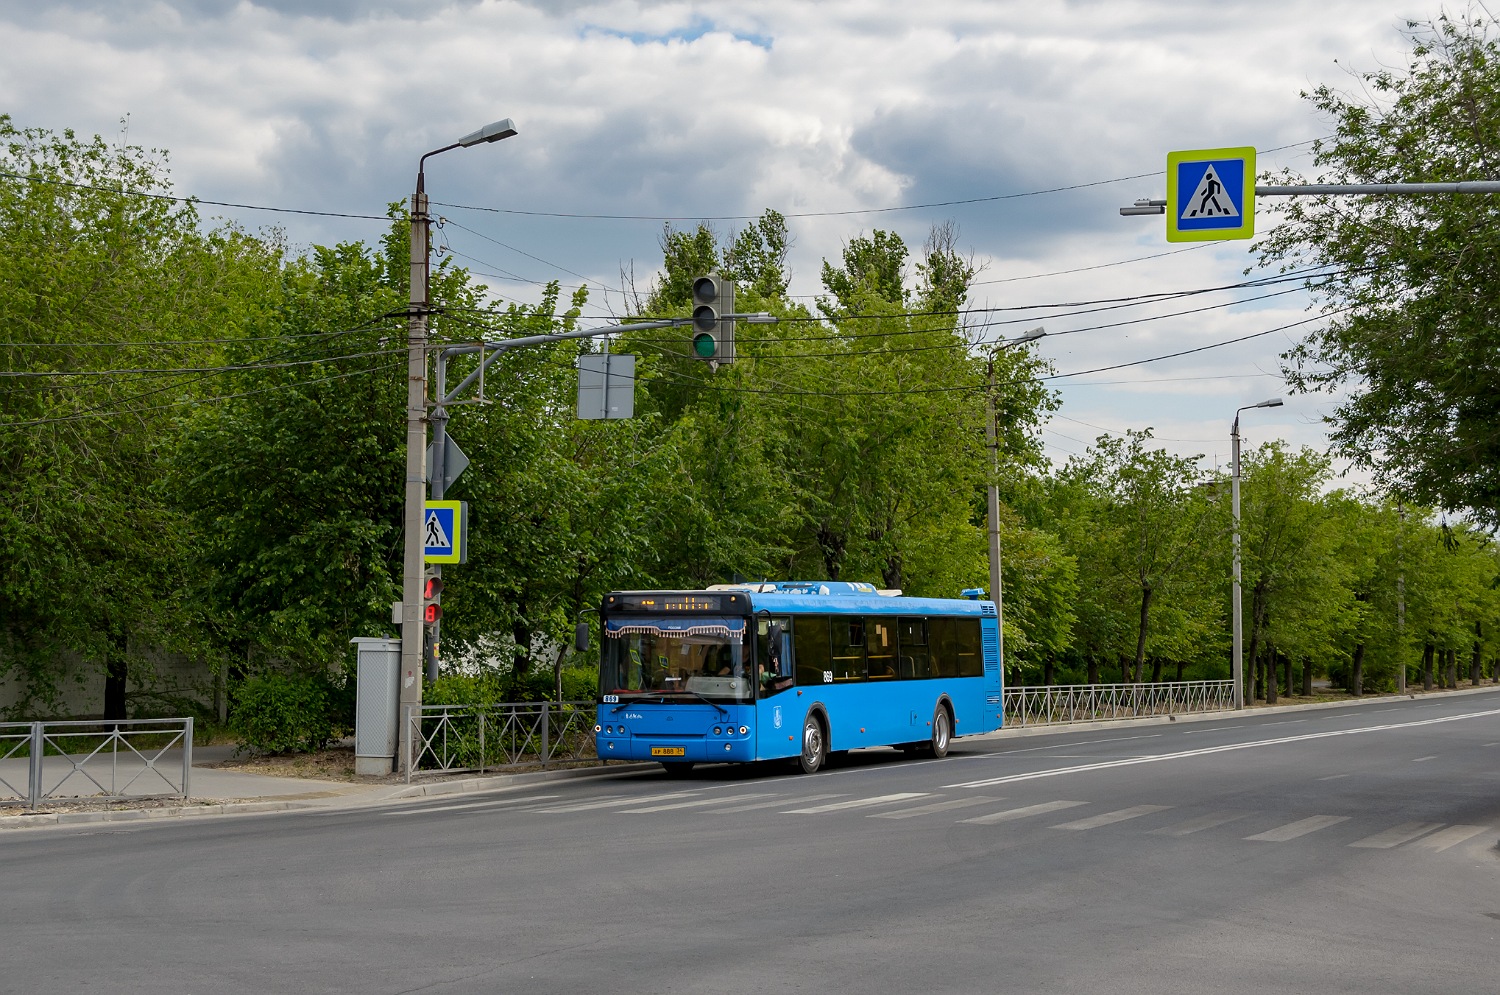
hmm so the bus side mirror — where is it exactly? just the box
[574,621,590,653]
[767,622,782,646]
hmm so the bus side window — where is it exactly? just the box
[866,618,896,679]
[831,618,865,681]
[794,616,831,686]
[929,618,959,677]
[898,617,930,679]
[954,618,984,677]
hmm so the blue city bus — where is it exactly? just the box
[594,581,1003,774]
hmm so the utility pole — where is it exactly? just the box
[398,118,518,776]
[399,181,429,772]
[1231,398,1282,710]
[1396,501,1407,694]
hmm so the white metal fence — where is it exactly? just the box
[405,702,595,783]
[0,718,193,810]
[1003,681,1234,727]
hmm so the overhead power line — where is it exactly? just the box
[0,169,391,221]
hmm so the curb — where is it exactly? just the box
[0,799,305,830]
[965,682,1500,744]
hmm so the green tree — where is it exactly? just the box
[1259,12,1500,527]
[0,117,275,718]
[1060,431,1214,683]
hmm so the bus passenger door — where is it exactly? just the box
[755,615,801,760]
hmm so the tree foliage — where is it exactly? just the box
[1259,11,1500,526]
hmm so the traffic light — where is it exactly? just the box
[422,576,444,624]
[690,273,735,364]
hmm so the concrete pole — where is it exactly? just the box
[1230,415,1244,710]
[398,185,429,776]
[1396,502,1407,694]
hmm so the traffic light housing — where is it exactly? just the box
[422,576,444,624]
[691,273,735,364]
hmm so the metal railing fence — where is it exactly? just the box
[0,717,193,809]
[1003,680,1234,727]
[405,701,596,783]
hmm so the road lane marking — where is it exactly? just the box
[718,793,842,813]
[1051,805,1171,830]
[1182,725,1246,735]
[389,794,565,816]
[869,797,1002,819]
[1411,825,1488,852]
[1318,774,1350,780]
[783,792,928,814]
[1348,822,1443,848]
[535,792,698,813]
[945,706,1500,789]
[1245,815,1349,841]
[1412,756,1437,762]
[620,793,776,814]
[959,800,1087,826]
[991,735,1162,756]
[1150,811,1246,836]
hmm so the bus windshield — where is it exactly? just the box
[601,617,753,703]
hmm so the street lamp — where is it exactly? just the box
[1231,396,1282,709]
[400,118,518,775]
[987,327,1046,666]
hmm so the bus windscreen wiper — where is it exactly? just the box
[611,690,727,717]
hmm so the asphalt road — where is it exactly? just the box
[5,690,1499,994]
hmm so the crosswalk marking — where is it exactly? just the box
[1348,821,1443,849]
[718,793,843,814]
[868,797,1002,820]
[1150,811,1246,836]
[1245,815,1349,841]
[620,793,777,814]
[783,792,928,814]
[391,794,563,817]
[1411,825,1488,852]
[535,792,697,814]
[1051,805,1171,831]
[959,800,1087,826]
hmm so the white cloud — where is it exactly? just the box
[0,0,1422,469]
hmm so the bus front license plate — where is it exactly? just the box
[651,747,686,757]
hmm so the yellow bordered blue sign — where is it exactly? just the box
[1167,147,1256,242]
[423,500,468,564]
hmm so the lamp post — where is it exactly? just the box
[987,327,1046,663]
[1231,397,1282,709]
[400,118,518,775]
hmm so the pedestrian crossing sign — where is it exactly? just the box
[1167,147,1256,242]
[423,500,468,564]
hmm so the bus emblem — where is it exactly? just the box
[773,706,782,729]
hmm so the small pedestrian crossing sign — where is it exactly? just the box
[1167,147,1255,242]
[423,500,468,564]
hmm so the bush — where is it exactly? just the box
[424,666,599,707]
[230,672,338,755]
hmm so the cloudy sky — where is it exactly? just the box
[0,0,1425,475]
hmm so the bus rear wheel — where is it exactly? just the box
[927,705,951,758]
[798,714,827,774]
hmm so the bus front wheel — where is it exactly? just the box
[798,714,827,774]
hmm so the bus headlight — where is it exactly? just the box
[738,726,749,735]
[713,726,722,735]
[594,724,602,733]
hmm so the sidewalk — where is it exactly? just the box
[5,683,1498,831]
